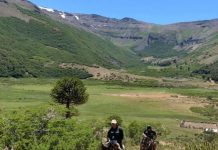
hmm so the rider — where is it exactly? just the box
[143,125,157,149]
[107,119,124,149]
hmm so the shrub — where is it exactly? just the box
[0,106,100,150]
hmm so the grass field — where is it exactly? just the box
[0,78,218,150]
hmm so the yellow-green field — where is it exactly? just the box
[1,78,216,140]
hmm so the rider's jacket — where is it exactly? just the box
[144,129,157,140]
[107,127,124,146]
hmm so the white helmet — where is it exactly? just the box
[111,119,117,124]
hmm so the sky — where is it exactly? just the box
[29,0,218,25]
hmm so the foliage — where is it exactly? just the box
[51,78,88,118]
[190,105,218,120]
[127,121,170,145]
[176,132,218,150]
[170,88,218,100]
[185,142,217,150]
[0,106,173,150]
[1,78,218,149]
[197,61,218,81]
[101,79,160,88]
[0,6,141,78]
[137,40,185,58]
[209,61,218,81]
[127,121,143,144]
[0,106,101,150]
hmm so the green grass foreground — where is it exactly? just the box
[0,78,218,149]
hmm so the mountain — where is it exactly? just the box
[38,5,218,79]
[1,0,218,79]
[41,8,217,60]
[0,0,141,78]
[41,8,218,62]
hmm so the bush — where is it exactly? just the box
[183,132,218,150]
[0,106,101,150]
[127,121,170,145]
[206,61,218,81]
[190,105,218,120]
[207,96,213,100]
[128,121,143,144]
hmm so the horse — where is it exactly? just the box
[140,136,156,150]
[102,140,122,150]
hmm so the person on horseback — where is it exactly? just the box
[106,119,124,150]
[142,125,157,150]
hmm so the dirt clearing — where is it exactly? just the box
[104,92,207,110]
[180,120,218,131]
[105,92,172,99]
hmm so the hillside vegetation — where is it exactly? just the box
[46,8,218,79]
[1,0,218,80]
[0,3,140,78]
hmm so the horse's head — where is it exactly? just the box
[140,137,153,150]
[109,143,119,150]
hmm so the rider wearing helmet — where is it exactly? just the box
[143,125,157,149]
[107,119,124,149]
[143,125,157,140]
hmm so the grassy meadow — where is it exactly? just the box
[0,78,218,149]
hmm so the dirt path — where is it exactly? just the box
[59,63,162,81]
[59,63,218,89]
[105,92,172,99]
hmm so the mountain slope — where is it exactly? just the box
[39,6,218,79]
[41,7,218,61]
[1,0,218,79]
[0,0,141,78]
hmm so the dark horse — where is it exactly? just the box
[101,142,121,150]
[140,136,156,150]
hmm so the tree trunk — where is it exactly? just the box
[65,101,71,119]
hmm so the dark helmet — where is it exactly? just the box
[147,125,152,130]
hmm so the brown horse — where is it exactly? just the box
[102,142,121,150]
[140,136,156,150]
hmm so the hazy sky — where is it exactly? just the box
[30,0,218,25]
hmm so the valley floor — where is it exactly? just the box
[0,78,217,149]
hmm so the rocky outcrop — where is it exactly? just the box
[147,33,178,46]
[33,5,41,14]
[120,17,140,24]
[0,0,8,4]
[111,35,143,40]
[179,37,205,47]
[142,57,178,66]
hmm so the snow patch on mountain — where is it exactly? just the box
[38,6,54,13]
[59,12,66,19]
[74,15,79,20]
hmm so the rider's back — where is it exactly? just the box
[144,129,156,139]
[108,127,123,141]
[107,127,124,147]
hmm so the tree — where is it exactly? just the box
[51,78,88,118]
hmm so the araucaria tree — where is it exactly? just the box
[51,78,88,118]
